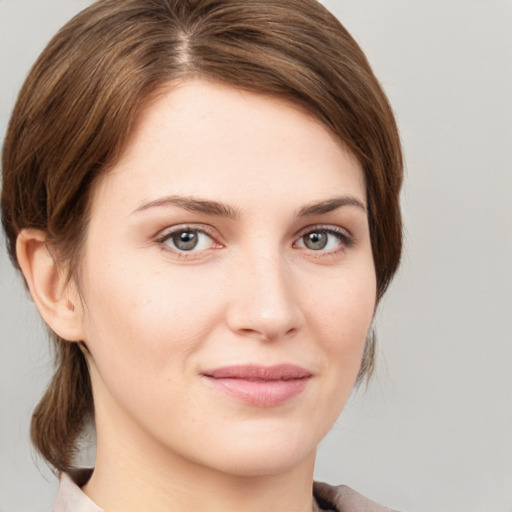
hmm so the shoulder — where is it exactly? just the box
[313,481,401,512]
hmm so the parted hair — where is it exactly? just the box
[1,0,403,473]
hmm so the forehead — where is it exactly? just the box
[91,79,366,215]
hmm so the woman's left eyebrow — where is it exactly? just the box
[295,196,367,218]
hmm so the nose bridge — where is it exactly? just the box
[227,241,302,340]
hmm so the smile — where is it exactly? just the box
[201,364,312,407]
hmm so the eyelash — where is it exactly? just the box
[156,224,354,258]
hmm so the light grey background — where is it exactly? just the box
[1,1,511,511]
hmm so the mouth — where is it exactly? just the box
[201,364,313,407]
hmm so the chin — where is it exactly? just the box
[214,449,314,478]
[191,425,319,478]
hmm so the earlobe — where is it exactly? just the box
[16,229,84,342]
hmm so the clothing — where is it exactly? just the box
[54,469,396,512]
[312,481,396,512]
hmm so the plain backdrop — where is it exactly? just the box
[1,1,511,511]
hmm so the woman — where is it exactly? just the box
[1,1,402,511]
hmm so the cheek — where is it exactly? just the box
[306,266,376,377]
[297,267,376,441]
[78,256,222,373]
[307,266,376,338]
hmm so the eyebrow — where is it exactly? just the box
[132,195,239,218]
[295,196,367,217]
[132,194,366,218]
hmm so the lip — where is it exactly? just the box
[201,364,312,407]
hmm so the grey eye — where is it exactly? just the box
[295,227,352,253]
[160,227,218,254]
[172,230,199,251]
[302,231,328,250]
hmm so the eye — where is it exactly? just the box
[294,227,353,253]
[158,227,219,253]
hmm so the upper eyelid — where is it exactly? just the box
[293,223,353,239]
[156,223,220,241]
[156,223,351,237]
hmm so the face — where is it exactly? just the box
[76,79,376,478]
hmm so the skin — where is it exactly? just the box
[18,79,377,512]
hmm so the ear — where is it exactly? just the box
[16,229,85,341]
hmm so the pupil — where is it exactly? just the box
[173,231,198,250]
[305,232,327,250]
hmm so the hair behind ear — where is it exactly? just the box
[31,337,93,473]
[356,329,376,386]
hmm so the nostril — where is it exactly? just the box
[236,325,298,342]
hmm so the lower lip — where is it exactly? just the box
[203,376,310,407]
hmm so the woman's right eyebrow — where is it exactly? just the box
[131,195,240,218]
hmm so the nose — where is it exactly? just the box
[225,250,304,342]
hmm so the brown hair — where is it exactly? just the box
[1,0,402,473]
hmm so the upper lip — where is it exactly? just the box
[202,364,312,381]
